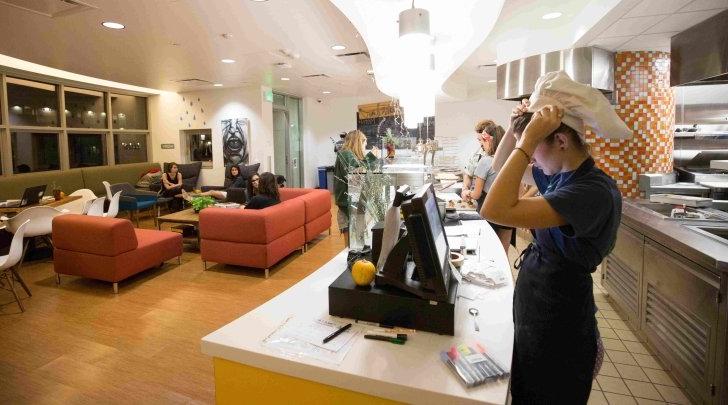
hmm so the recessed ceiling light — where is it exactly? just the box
[487,80,496,83]
[542,12,562,20]
[221,59,236,64]
[366,69,374,75]
[250,0,268,2]
[214,83,223,87]
[331,44,346,51]
[101,21,125,30]
[281,77,290,81]
[322,91,332,94]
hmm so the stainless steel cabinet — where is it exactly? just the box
[642,240,721,404]
[604,225,644,329]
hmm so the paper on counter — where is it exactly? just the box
[262,317,359,365]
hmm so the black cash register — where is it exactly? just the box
[328,183,458,335]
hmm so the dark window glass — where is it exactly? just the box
[65,88,107,128]
[114,133,148,164]
[7,78,59,127]
[186,132,213,163]
[110,94,147,129]
[11,131,60,173]
[68,133,107,168]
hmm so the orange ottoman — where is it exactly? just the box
[52,214,182,293]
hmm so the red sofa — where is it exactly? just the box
[52,214,183,293]
[199,188,331,277]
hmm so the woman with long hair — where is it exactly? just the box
[463,121,512,253]
[246,172,260,200]
[161,162,184,210]
[333,129,377,245]
[183,165,245,201]
[483,71,630,403]
[243,172,279,210]
[461,120,495,200]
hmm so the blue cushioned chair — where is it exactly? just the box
[110,183,158,227]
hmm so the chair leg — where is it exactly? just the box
[178,255,182,265]
[112,282,118,294]
[44,235,55,250]
[264,268,270,279]
[11,267,31,297]
[328,228,332,236]
[5,271,24,312]
[202,261,207,271]
[55,273,61,285]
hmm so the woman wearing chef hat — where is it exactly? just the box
[483,71,631,403]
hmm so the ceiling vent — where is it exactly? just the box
[173,78,213,87]
[0,0,98,18]
[274,62,292,69]
[301,74,331,79]
[336,51,370,64]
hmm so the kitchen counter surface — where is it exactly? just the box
[622,199,728,274]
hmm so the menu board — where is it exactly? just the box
[356,101,435,147]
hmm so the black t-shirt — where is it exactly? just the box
[532,157,622,271]
[245,195,280,210]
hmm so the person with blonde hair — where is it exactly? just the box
[333,130,378,245]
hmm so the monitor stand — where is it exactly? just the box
[374,235,441,301]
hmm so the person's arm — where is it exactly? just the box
[470,176,485,200]
[175,173,183,187]
[492,99,536,186]
[162,174,173,190]
[482,105,566,229]
[461,173,472,199]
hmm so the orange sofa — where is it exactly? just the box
[199,188,331,277]
[52,215,183,293]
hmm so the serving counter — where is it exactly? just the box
[201,220,513,404]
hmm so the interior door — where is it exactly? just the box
[273,108,289,182]
[272,93,303,188]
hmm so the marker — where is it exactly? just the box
[365,330,407,341]
[364,334,405,344]
[322,323,352,344]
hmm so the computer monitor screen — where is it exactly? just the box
[402,183,451,299]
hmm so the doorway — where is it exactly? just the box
[272,93,303,188]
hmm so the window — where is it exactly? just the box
[182,129,213,166]
[65,87,107,128]
[11,131,60,173]
[114,133,148,164]
[68,133,107,168]
[6,77,59,127]
[110,94,147,129]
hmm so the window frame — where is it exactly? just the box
[0,72,151,177]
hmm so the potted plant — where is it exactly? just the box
[382,129,398,159]
[190,196,216,213]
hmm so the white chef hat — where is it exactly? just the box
[528,71,632,139]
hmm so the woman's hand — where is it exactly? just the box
[460,189,470,200]
[510,99,530,123]
[519,105,563,149]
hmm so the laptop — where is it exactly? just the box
[226,188,247,204]
[20,185,47,207]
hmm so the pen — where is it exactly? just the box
[364,334,405,344]
[322,323,352,344]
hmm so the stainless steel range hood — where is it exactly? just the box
[496,46,614,101]
[671,9,728,86]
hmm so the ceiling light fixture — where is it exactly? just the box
[214,83,223,87]
[331,45,347,51]
[221,59,236,64]
[101,21,125,30]
[487,79,496,83]
[322,91,332,94]
[542,12,562,20]
[281,77,290,81]
[250,0,269,2]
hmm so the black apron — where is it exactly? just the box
[510,242,597,404]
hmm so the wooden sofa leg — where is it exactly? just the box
[178,255,182,265]
[113,282,118,294]
[328,228,332,236]
[202,261,207,271]
[55,273,61,285]
[264,268,269,279]
[303,244,307,253]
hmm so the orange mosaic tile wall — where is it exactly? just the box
[586,51,675,198]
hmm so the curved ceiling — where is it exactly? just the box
[0,0,381,97]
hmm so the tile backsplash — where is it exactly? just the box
[586,51,675,198]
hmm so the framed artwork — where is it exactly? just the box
[221,118,250,166]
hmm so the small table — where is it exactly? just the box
[156,208,200,248]
[0,195,82,215]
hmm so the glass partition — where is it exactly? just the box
[65,87,107,128]
[11,131,60,173]
[110,94,148,129]
[68,133,107,168]
[114,133,148,164]
[6,77,59,127]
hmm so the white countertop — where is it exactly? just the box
[201,220,513,405]
[710,160,728,170]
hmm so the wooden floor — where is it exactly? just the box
[0,210,346,404]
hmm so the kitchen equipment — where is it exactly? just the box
[649,194,713,207]
[699,182,728,200]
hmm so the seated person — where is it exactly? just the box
[276,175,286,188]
[242,172,279,210]
[161,162,184,209]
[183,165,245,201]
[246,172,260,200]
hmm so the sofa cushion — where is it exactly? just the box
[200,199,305,244]
[201,227,304,269]
[0,170,85,201]
[82,162,161,196]
[52,215,138,256]
[279,188,312,202]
